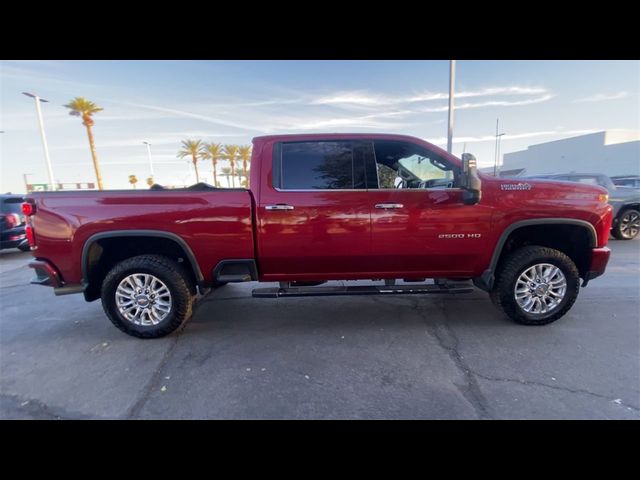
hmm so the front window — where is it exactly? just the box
[372,140,455,189]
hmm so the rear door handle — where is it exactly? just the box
[375,203,404,209]
[265,204,295,211]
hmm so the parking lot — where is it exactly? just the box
[0,239,638,420]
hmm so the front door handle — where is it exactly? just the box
[265,204,295,211]
[375,203,404,209]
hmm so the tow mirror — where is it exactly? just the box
[461,153,482,205]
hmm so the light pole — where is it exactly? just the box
[493,118,505,176]
[497,132,506,176]
[143,141,154,177]
[446,60,456,154]
[23,173,33,193]
[22,92,56,191]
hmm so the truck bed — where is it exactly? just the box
[28,189,255,286]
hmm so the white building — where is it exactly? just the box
[501,130,640,177]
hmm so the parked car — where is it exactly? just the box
[610,175,640,189]
[0,195,29,251]
[526,173,640,240]
[25,134,612,338]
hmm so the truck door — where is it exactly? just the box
[256,140,372,280]
[366,140,493,277]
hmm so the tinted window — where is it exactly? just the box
[1,197,24,214]
[277,141,363,190]
[372,141,454,189]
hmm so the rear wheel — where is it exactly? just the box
[101,255,194,338]
[612,208,640,240]
[490,246,580,325]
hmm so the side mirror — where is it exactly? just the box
[461,153,482,205]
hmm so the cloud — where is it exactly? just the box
[426,129,599,146]
[285,110,416,130]
[310,86,552,109]
[421,94,554,112]
[115,101,270,133]
[574,92,629,103]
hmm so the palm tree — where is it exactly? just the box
[201,142,223,187]
[238,145,252,186]
[220,167,232,188]
[64,97,104,190]
[178,139,205,183]
[236,169,249,188]
[223,144,240,187]
[129,174,138,189]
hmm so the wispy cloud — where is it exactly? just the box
[310,86,552,109]
[116,101,270,133]
[421,94,554,112]
[574,91,629,103]
[426,129,599,146]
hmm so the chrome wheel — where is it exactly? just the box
[620,211,640,239]
[115,274,172,326]
[514,263,567,315]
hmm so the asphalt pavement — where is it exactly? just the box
[1,239,638,419]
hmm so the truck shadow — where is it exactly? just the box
[190,287,508,334]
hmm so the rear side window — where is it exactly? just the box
[273,141,365,190]
[1,197,24,214]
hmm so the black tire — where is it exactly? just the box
[101,255,194,338]
[17,244,31,252]
[611,208,640,240]
[489,245,580,326]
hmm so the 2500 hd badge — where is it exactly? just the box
[439,233,482,239]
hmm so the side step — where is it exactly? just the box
[252,282,474,298]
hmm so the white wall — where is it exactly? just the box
[503,131,640,176]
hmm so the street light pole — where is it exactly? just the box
[497,132,505,176]
[143,141,154,177]
[22,92,56,191]
[493,118,505,176]
[23,173,33,193]
[446,60,456,154]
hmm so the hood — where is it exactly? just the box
[492,176,609,196]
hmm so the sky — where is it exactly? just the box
[1,60,639,193]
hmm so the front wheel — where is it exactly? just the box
[612,208,640,240]
[490,246,580,325]
[101,255,194,338]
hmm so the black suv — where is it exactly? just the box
[0,195,29,251]
[525,173,640,240]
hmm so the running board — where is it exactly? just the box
[252,283,474,298]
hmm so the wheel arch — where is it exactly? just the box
[474,218,597,291]
[81,230,205,301]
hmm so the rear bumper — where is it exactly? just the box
[582,246,611,286]
[29,259,64,288]
[28,259,86,295]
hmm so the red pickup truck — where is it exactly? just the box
[24,133,613,338]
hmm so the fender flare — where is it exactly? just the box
[474,218,597,291]
[81,230,205,287]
